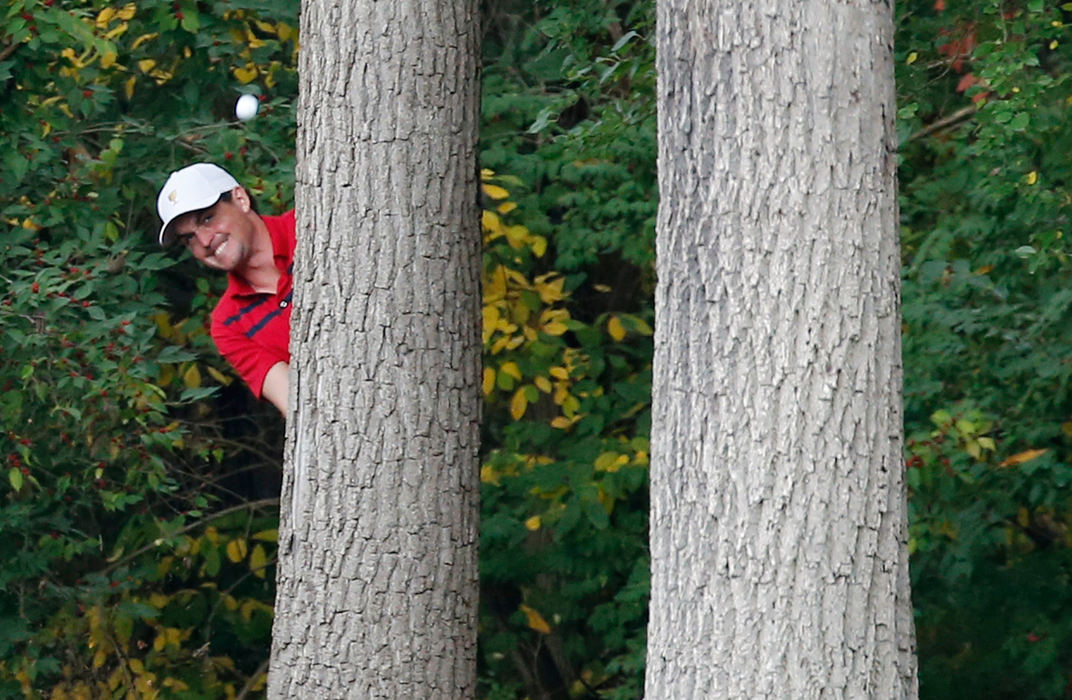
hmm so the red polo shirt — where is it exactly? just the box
[210,210,295,398]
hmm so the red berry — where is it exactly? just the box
[82,89,92,98]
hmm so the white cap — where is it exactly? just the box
[157,163,240,246]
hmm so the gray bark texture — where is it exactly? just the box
[645,0,918,697]
[267,0,481,697]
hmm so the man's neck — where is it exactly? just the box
[236,219,280,294]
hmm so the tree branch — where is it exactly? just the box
[907,105,978,142]
[0,41,20,63]
[236,658,270,700]
[103,497,279,575]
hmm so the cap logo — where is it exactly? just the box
[168,190,178,203]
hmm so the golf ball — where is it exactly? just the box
[235,94,259,121]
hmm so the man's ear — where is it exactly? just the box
[230,186,252,213]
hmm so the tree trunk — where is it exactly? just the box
[268,1,481,697]
[646,0,917,697]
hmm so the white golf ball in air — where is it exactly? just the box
[235,94,259,121]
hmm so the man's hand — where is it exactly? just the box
[262,361,289,415]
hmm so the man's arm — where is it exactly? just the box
[261,361,289,415]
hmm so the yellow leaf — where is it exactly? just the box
[163,678,190,691]
[137,59,157,74]
[246,28,266,49]
[1025,171,1038,185]
[482,367,496,396]
[535,275,566,304]
[131,33,158,50]
[510,389,528,420]
[481,168,495,178]
[530,235,547,258]
[96,7,116,27]
[977,436,996,451]
[595,452,621,471]
[252,528,278,542]
[550,367,569,380]
[124,76,136,100]
[480,464,500,486]
[999,448,1048,467]
[128,658,145,674]
[153,633,166,652]
[483,303,501,330]
[1017,506,1030,528]
[117,3,137,20]
[482,184,510,200]
[100,52,118,69]
[104,23,129,40]
[497,201,517,214]
[607,316,627,341]
[500,362,522,380]
[519,604,552,634]
[182,364,201,388]
[207,365,233,386]
[250,671,268,692]
[255,20,276,33]
[250,544,268,578]
[277,21,294,41]
[534,376,552,393]
[551,415,580,430]
[906,51,918,65]
[149,593,169,608]
[543,322,568,336]
[482,209,504,237]
[92,649,108,669]
[233,64,258,84]
[506,224,529,249]
[524,515,541,531]
[225,538,247,563]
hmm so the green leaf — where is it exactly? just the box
[156,346,197,363]
[1008,112,1030,131]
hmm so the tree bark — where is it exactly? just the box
[646,1,917,697]
[268,0,481,697]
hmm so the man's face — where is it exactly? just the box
[170,191,256,272]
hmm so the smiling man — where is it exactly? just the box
[157,163,293,415]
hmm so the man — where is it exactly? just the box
[157,163,292,414]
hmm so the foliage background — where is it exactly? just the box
[1,0,1070,697]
